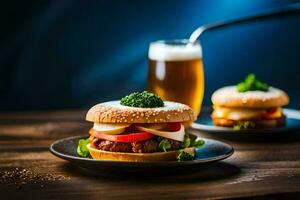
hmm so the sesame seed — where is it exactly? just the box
[0,168,69,189]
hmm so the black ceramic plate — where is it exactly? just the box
[192,108,300,136]
[50,136,233,174]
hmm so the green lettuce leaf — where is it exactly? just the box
[181,135,191,148]
[233,121,256,130]
[177,134,205,161]
[77,138,90,158]
[177,149,194,161]
[192,139,205,148]
[182,134,205,149]
[158,139,171,152]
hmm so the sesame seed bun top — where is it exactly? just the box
[86,100,196,124]
[212,86,289,108]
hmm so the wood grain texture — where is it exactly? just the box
[0,110,299,200]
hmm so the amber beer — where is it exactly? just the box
[148,40,204,116]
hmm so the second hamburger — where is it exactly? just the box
[211,74,289,129]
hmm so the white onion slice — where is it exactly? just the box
[135,124,185,142]
[93,123,130,135]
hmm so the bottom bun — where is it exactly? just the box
[212,116,286,128]
[87,143,195,162]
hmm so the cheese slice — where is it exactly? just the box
[212,106,281,120]
[93,123,130,135]
[135,124,185,142]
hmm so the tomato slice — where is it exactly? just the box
[262,108,281,120]
[89,129,153,143]
[165,122,181,131]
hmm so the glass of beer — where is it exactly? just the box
[148,39,204,116]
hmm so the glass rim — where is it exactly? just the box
[150,39,200,46]
[148,39,202,60]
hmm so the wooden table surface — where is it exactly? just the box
[0,110,299,200]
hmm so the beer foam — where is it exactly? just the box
[148,42,202,61]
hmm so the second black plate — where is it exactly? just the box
[192,108,300,137]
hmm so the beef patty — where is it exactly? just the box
[91,136,181,153]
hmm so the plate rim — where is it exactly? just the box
[191,108,300,133]
[50,135,234,166]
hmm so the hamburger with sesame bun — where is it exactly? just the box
[77,91,204,162]
[211,74,289,129]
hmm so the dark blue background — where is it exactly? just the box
[1,0,299,110]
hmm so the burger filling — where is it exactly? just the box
[211,106,285,129]
[88,122,199,153]
[212,106,282,121]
